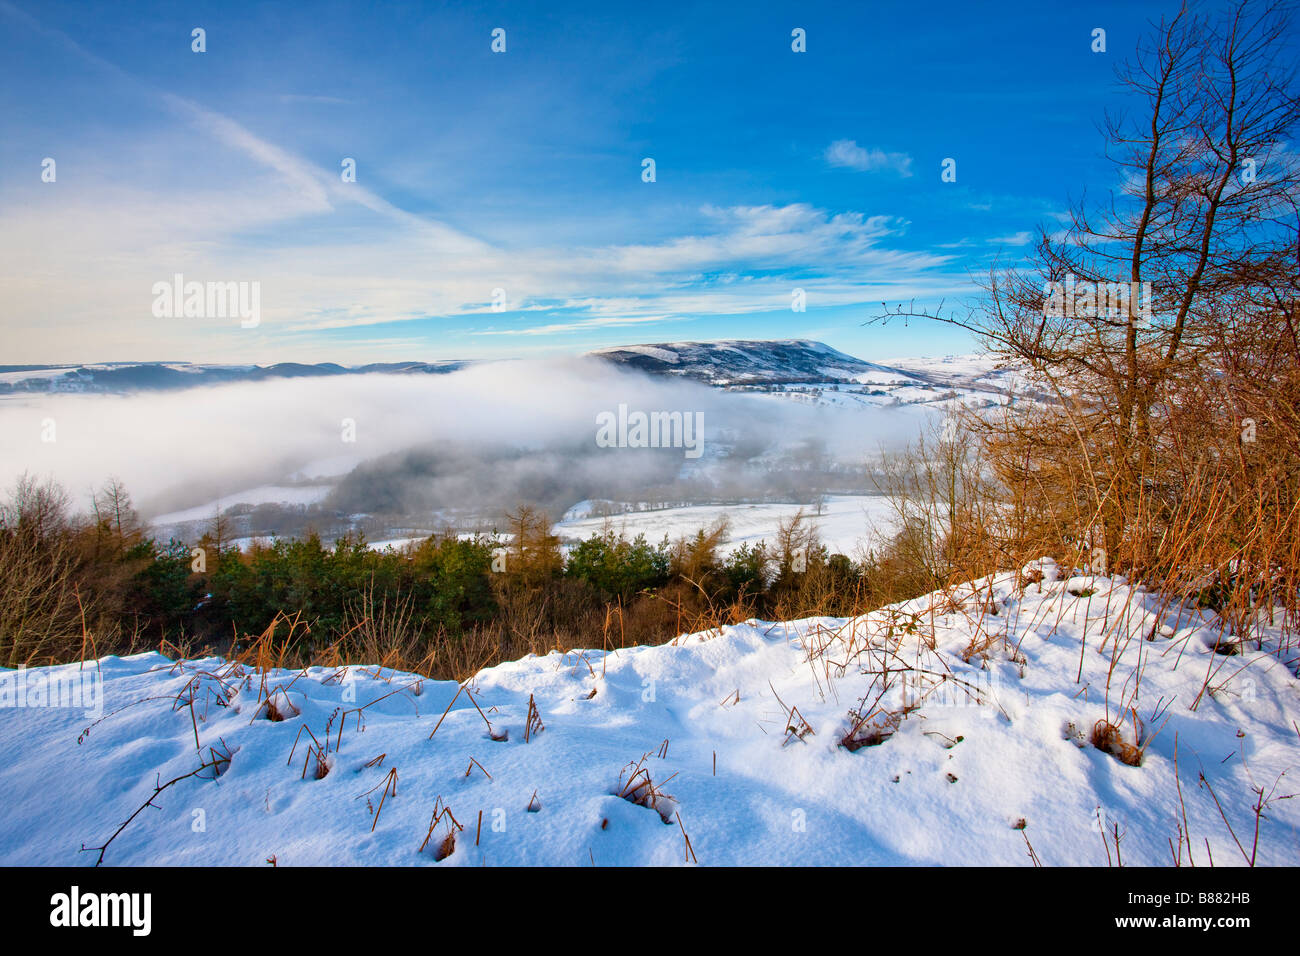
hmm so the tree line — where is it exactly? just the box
[0,476,881,677]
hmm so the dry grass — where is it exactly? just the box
[615,753,678,823]
[841,708,903,751]
[417,797,462,861]
[1090,715,1146,767]
[524,694,544,742]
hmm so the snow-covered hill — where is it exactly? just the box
[586,339,899,385]
[3,561,1295,866]
[588,340,1017,412]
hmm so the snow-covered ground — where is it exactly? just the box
[161,495,901,558]
[555,495,899,557]
[2,560,1296,866]
[150,485,336,526]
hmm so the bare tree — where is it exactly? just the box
[0,475,83,666]
[873,1,1300,572]
[91,477,140,555]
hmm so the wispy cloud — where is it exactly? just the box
[474,314,675,336]
[824,139,914,177]
[159,93,488,252]
[0,5,981,363]
[986,231,1034,246]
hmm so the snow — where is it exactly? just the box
[149,485,335,525]
[611,345,681,363]
[0,367,78,385]
[2,563,1296,866]
[589,339,908,387]
[554,495,899,557]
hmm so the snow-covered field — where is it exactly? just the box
[167,495,900,558]
[2,560,1296,866]
[555,495,899,557]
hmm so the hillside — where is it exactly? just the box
[586,340,1018,409]
[2,562,1294,866]
[587,339,908,385]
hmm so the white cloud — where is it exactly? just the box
[825,139,914,177]
[0,358,904,518]
[986,231,1034,246]
[0,160,964,357]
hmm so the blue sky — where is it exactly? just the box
[0,0,1192,365]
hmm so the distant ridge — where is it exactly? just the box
[0,340,983,394]
[585,339,904,385]
[0,360,471,394]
